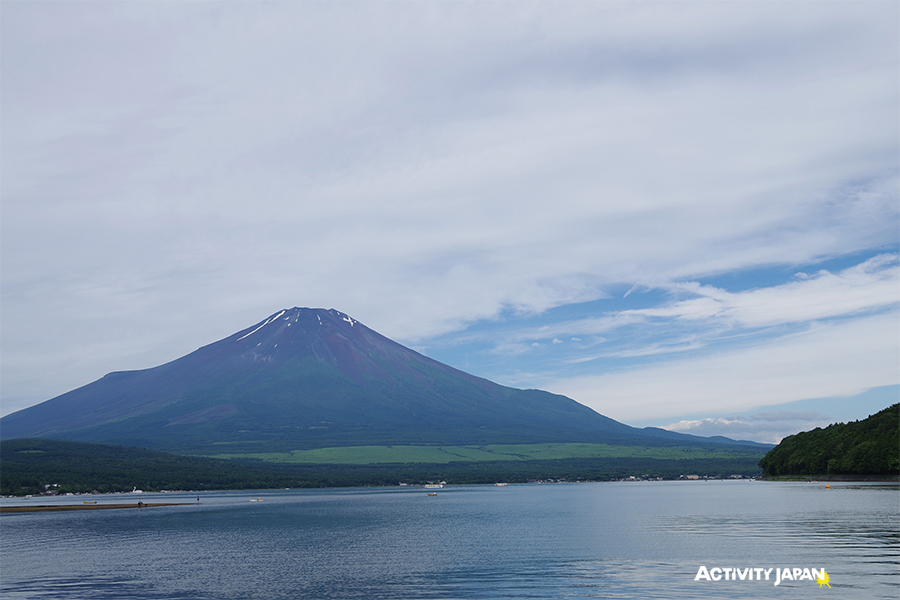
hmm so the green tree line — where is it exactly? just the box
[1,438,765,496]
[758,404,899,477]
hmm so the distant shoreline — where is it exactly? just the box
[0,502,193,513]
[760,475,899,482]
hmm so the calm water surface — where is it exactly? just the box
[1,481,897,599]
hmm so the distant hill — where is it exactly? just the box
[758,404,899,477]
[0,307,768,456]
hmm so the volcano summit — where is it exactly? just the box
[1,307,760,455]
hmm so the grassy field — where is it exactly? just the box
[207,443,760,464]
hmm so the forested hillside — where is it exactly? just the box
[1,438,764,496]
[758,404,899,477]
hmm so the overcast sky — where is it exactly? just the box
[2,1,897,443]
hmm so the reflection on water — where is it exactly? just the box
[1,481,897,599]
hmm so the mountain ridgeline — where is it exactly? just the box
[758,404,899,478]
[1,307,766,456]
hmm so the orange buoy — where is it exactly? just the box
[825,484,830,489]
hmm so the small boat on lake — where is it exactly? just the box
[249,497,264,502]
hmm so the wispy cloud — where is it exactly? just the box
[429,254,898,370]
[633,254,899,329]
[565,337,707,362]
[550,311,899,424]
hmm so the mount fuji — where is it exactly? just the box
[0,307,764,455]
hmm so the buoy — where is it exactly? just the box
[825,484,830,489]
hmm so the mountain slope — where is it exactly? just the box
[1,307,765,455]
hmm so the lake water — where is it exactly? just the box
[1,481,897,599]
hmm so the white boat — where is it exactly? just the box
[424,484,443,489]
[249,497,264,502]
[495,483,508,487]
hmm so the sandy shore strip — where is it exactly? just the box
[1,502,193,513]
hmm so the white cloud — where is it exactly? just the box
[550,310,900,424]
[662,411,832,445]
[634,254,899,329]
[437,255,898,365]
[1,2,897,416]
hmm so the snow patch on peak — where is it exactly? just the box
[236,310,286,341]
[237,307,358,340]
[323,308,357,326]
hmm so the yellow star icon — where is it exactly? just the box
[816,570,831,588]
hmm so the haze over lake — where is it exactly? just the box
[2,481,896,599]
